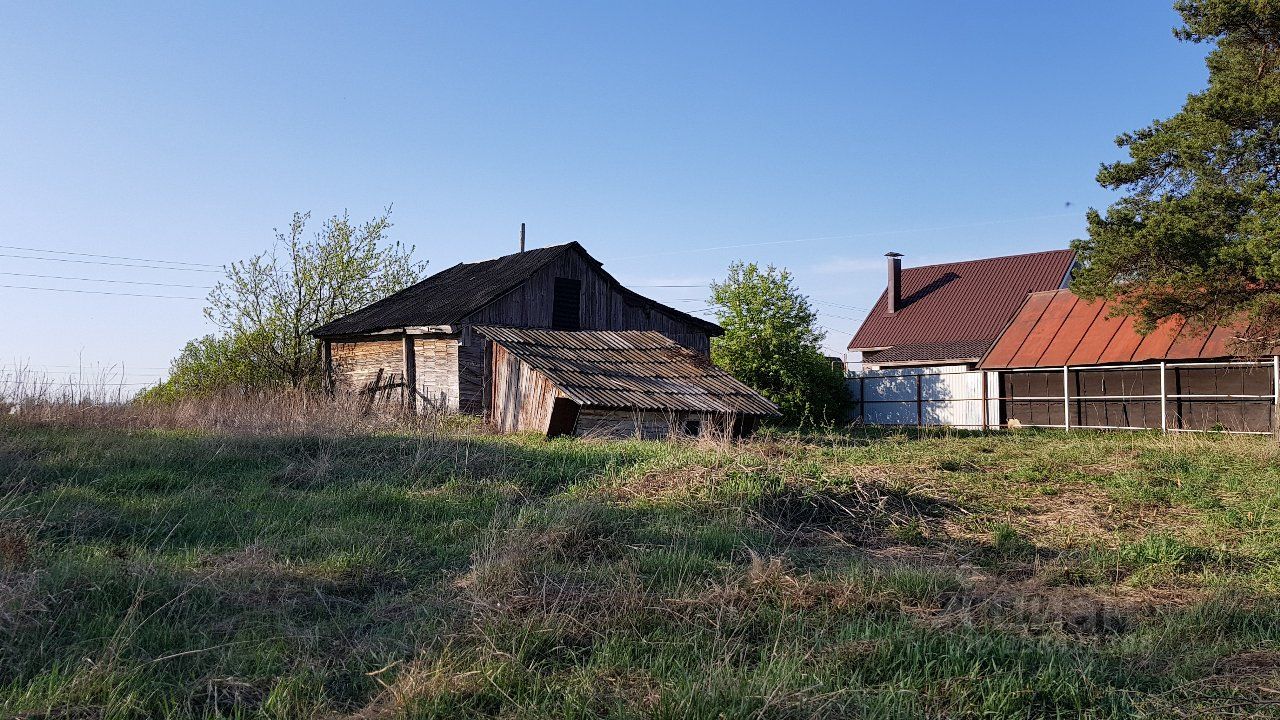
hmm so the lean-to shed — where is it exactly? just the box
[477,326,780,438]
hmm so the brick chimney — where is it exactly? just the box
[885,252,903,314]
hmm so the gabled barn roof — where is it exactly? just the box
[848,249,1076,363]
[978,289,1272,369]
[312,242,720,338]
[476,326,780,416]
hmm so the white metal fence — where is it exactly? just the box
[848,366,1000,430]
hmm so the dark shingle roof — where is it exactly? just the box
[476,326,780,416]
[863,340,991,365]
[848,249,1076,363]
[312,242,720,337]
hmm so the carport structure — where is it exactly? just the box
[979,289,1280,434]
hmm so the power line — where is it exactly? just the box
[0,243,220,268]
[811,299,872,313]
[0,379,158,384]
[0,253,222,273]
[0,271,213,289]
[605,211,1080,261]
[2,363,170,370]
[0,283,203,300]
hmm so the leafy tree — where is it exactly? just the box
[139,332,276,402]
[710,262,849,424]
[1071,1,1280,352]
[146,208,426,400]
[203,208,427,388]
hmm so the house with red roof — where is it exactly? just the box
[847,249,1278,434]
[848,249,1076,369]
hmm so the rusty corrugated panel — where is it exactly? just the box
[1198,325,1238,359]
[1038,295,1104,367]
[1164,321,1212,359]
[1010,291,1078,367]
[980,290,1260,369]
[1065,304,1127,366]
[1131,317,1183,362]
[1098,315,1145,363]
[848,249,1075,362]
[980,291,1056,369]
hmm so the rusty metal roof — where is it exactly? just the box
[313,242,720,338]
[978,289,1261,369]
[848,249,1076,362]
[476,326,780,416]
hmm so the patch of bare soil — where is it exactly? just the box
[1211,650,1280,683]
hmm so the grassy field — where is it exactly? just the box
[3,407,1280,719]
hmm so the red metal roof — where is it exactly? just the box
[848,249,1076,362]
[978,289,1259,369]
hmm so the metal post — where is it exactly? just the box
[980,370,989,432]
[1159,360,1168,433]
[859,375,866,425]
[916,373,923,428]
[1062,366,1071,432]
[1272,355,1279,440]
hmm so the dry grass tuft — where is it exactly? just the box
[352,652,487,719]
[0,520,33,569]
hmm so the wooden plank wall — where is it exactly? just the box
[414,338,460,411]
[488,343,560,433]
[331,340,404,391]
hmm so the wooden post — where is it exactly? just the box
[1159,361,1168,433]
[1062,366,1071,432]
[403,335,417,413]
[321,340,333,397]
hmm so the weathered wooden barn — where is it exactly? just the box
[310,242,722,413]
[978,289,1279,434]
[477,326,779,438]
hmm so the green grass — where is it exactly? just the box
[3,419,1280,718]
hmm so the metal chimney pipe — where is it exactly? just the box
[520,223,526,253]
[885,252,903,314]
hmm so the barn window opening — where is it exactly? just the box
[552,277,582,329]
[683,419,702,437]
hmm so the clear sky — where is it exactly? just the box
[1,1,1208,387]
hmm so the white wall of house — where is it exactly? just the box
[848,365,1000,429]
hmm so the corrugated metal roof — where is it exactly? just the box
[476,326,781,416]
[978,289,1266,369]
[848,249,1076,362]
[313,242,720,337]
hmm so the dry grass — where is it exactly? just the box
[2,392,1280,718]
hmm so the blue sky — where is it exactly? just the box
[1,1,1207,386]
